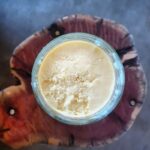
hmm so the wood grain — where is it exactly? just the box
[0,14,146,149]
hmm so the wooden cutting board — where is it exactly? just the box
[0,14,146,149]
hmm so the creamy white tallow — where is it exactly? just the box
[38,40,115,117]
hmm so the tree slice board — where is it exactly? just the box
[0,14,146,149]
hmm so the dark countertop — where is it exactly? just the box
[0,0,150,150]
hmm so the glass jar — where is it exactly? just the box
[31,33,125,125]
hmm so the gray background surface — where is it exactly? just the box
[0,0,149,150]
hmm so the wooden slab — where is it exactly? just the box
[0,14,146,149]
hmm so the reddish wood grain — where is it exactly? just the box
[0,14,146,149]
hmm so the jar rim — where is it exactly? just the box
[31,32,125,125]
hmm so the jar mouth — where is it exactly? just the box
[31,32,125,125]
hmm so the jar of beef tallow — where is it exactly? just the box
[31,33,125,125]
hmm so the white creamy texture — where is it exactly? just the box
[38,40,115,117]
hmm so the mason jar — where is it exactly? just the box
[31,33,125,125]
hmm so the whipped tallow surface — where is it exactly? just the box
[38,40,115,117]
